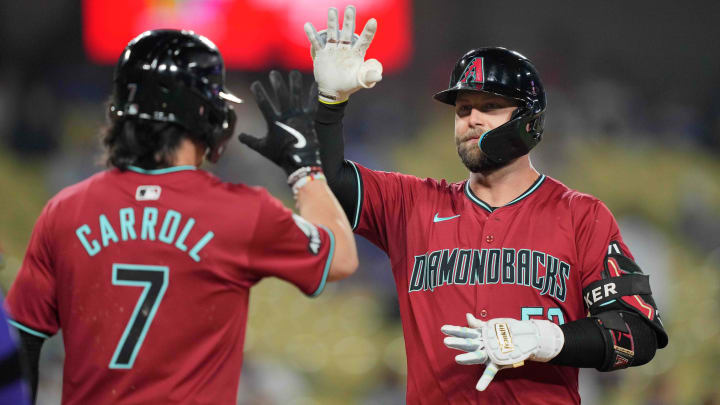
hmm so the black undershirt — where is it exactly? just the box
[17,329,43,403]
[315,101,360,222]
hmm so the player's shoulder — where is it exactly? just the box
[406,173,460,193]
[47,168,268,209]
[194,171,285,214]
[351,161,461,193]
[46,170,113,208]
[542,176,607,212]
[191,169,265,197]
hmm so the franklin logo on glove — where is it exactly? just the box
[495,323,514,353]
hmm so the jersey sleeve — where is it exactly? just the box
[246,190,335,297]
[574,198,633,289]
[347,161,420,253]
[4,202,59,339]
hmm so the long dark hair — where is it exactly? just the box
[99,102,206,171]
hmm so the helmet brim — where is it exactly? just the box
[432,88,458,105]
[219,91,243,104]
[433,82,528,106]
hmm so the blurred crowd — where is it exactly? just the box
[1,1,719,404]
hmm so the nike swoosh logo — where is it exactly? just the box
[274,121,307,148]
[433,213,461,223]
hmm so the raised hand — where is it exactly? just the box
[239,70,321,179]
[441,314,564,391]
[304,5,383,104]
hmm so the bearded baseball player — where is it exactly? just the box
[4,29,358,404]
[300,6,668,404]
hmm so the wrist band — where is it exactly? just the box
[319,96,349,105]
[287,166,323,185]
[291,172,327,195]
[288,166,325,195]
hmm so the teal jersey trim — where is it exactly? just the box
[8,320,50,339]
[464,181,493,212]
[311,225,335,297]
[347,161,363,231]
[505,175,546,206]
[127,165,197,175]
[464,174,546,212]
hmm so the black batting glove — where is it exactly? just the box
[239,70,321,176]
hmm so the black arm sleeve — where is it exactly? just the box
[549,312,658,370]
[315,101,360,224]
[17,330,44,403]
[550,318,606,367]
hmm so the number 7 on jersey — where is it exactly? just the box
[109,264,169,369]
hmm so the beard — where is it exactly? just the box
[455,132,507,173]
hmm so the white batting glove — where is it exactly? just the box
[441,314,564,391]
[304,5,383,104]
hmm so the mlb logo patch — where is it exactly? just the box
[136,185,162,201]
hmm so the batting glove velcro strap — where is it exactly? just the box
[304,5,383,104]
[441,314,564,391]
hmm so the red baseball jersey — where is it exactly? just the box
[5,166,335,405]
[348,162,632,405]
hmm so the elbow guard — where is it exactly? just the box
[583,241,668,371]
[594,311,657,371]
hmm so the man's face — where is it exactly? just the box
[454,91,519,173]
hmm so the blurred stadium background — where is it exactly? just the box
[1,1,720,404]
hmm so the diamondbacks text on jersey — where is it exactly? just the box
[349,162,637,405]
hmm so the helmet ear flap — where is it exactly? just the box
[205,105,237,162]
[529,98,541,114]
[530,112,544,136]
[530,119,543,141]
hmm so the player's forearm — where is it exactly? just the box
[315,101,360,221]
[17,329,44,403]
[296,179,358,281]
[549,318,606,368]
[550,313,658,370]
[315,101,347,179]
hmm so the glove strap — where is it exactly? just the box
[288,166,326,195]
[318,93,348,105]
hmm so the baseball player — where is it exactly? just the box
[4,29,357,404]
[299,6,668,404]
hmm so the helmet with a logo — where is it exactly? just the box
[434,47,546,163]
[110,29,242,162]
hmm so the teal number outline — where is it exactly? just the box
[521,307,543,320]
[109,263,169,369]
[521,306,565,325]
[547,307,565,325]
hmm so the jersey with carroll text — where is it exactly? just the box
[349,162,631,405]
[5,166,334,405]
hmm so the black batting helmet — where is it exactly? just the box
[110,29,241,162]
[434,47,546,163]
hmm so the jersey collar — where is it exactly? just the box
[464,174,546,213]
[126,165,197,175]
